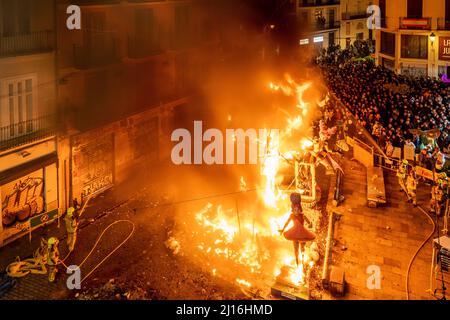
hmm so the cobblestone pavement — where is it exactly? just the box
[330,158,439,300]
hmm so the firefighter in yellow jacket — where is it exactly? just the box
[64,207,78,252]
[406,169,418,206]
[47,237,59,282]
[430,180,445,215]
[397,160,408,193]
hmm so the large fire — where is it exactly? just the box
[170,75,322,295]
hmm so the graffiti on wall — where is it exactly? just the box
[2,173,44,228]
[72,133,114,201]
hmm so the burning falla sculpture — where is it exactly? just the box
[279,193,316,267]
[311,120,343,175]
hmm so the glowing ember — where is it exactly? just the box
[236,279,252,287]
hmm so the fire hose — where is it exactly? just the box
[5,219,135,285]
[5,196,94,279]
[5,193,135,285]
[6,240,48,278]
[59,219,135,284]
[405,205,436,300]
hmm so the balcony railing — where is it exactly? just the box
[0,31,53,57]
[128,34,162,59]
[341,12,370,20]
[73,0,120,5]
[399,17,431,30]
[300,20,340,32]
[437,18,450,30]
[73,33,119,69]
[299,0,340,7]
[0,115,56,152]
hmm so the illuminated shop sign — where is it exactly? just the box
[313,36,324,43]
[299,38,309,45]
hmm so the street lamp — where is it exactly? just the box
[430,32,436,45]
[430,32,436,78]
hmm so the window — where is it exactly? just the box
[379,0,386,27]
[1,76,35,136]
[346,22,350,35]
[135,9,159,52]
[300,11,308,24]
[174,6,190,49]
[328,32,335,46]
[356,32,364,40]
[447,0,450,21]
[1,0,31,36]
[401,34,428,59]
[380,31,395,56]
[407,0,423,18]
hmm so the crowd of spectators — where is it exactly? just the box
[317,42,450,171]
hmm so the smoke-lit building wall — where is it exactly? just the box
[55,0,224,210]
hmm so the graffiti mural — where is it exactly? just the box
[72,133,114,201]
[1,170,44,228]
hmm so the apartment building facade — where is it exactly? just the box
[55,0,222,207]
[375,0,450,77]
[0,0,59,246]
[294,0,372,51]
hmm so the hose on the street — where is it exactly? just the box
[59,219,135,284]
[405,205,436,300]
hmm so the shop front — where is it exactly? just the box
[0,138,59,246]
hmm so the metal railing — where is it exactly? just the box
[0,31,53,57]
[127,34,162,59]
[73,0,120,5]
[299,0,340,7]
[341,12,370,20]
[399,17,432,30]
[437,18,450,30]
[0,115,56,152]
[300,21,340,32]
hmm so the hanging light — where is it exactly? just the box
[430,32,436,44]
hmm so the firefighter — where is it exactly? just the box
[406,169,418,207]
[47,237,60,282]
[397,160,408,193]
[430,180,445,215]
[64,207,78,252]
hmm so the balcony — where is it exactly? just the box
[73,0,120,5]
[0,31,53,58]
[341,12,370,20]
[399,17,431,30]
[0,115,56,152]
[300,20,340,32]
[128,34,162,59]
[299,0,340,7]
[73,33,119,69]
[437,18,450,30]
